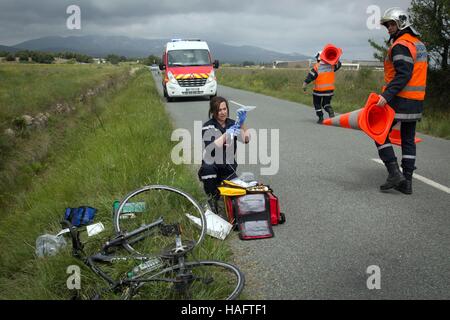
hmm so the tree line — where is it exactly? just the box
[369,0,449,70]
[0,50,163,66]
[0,50,93,64]
[367,0,449,113]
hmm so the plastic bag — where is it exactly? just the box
[35,234,67,258]
[238,172,256,183]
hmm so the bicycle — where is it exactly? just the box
[63,185,245,300]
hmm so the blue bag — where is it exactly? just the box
[64,206,97,227]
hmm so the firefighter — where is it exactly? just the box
[375,7,428,195]
[302,51,342,123]
[198,96,250,211]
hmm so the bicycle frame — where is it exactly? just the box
[61,217,186,297]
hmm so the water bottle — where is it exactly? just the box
[127,257,163,278]
[35,234,67,257]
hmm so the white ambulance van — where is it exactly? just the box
[159,39,219,101]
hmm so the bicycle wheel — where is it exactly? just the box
[129,260,245,300]
[113,185,206,255]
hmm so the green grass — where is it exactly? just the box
[217,67,450,139]
[0,64,133,209]
[0,63,129,125]
[0,70,234,299]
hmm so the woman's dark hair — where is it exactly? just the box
[209,96,229,119]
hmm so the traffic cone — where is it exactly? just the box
[320,44,343,65]
[388,122,423,146]
[322,93,395,145]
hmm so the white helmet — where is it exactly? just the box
[380,7,420,35]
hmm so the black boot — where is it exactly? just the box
[207,197,218,213]
[317,116,324,124]
[380,162,405,191]
[395,171,413,195]
[325,106,335,118]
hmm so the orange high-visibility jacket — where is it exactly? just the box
[383,33,428,101]
[313,63,335,91]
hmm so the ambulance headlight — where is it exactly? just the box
[207,70,216,83]
[167,71,177,84]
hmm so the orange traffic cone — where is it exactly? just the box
[320,44,343,65]
[388,122,423,146]
[323,93,395,145]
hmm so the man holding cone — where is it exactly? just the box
[303,49,342,124]
[375,7,428,195]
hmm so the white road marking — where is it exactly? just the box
[372,158,450,194]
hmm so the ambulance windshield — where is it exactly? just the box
[168,49,211,66]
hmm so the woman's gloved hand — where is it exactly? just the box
[236,108,247,127]
[226,124,241,138]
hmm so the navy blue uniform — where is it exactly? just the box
[198,118,238,198]
[376,29,426,178]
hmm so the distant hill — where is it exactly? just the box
[10,35,310,63]
[0,45,19,53]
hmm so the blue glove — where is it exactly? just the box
[226,124,241,138]
[236,108,247,127]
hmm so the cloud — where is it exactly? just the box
[0,0,413,59]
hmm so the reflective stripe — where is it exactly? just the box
[330,115,341,126]
[378,143,392,151]
[402,86,426,92]
[383,84,426,92]
[393,54,414,64]
[201,174,217,180]
[309,71,316,76]
[315,83,334,88]
[348,109,360,129]
[415,42,428,61]
[416,54,428,62]
[202,125,216,131]
[318,65,333,72]
[313,92,334,96]
[395,113,422,120]
[402,155,416,159]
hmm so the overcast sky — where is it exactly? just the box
[0,0,413,59]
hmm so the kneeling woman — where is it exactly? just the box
[198,96,250,210]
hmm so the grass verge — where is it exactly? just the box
[217,67,450,139]
[0,64,132,209]
[0,69,234,299]
[0,63,128,124]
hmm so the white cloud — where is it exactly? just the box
[0,0,413,59]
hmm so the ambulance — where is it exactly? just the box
[159,39,219,101]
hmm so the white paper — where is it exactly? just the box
[186,210,233,240]
[86,222,105,237]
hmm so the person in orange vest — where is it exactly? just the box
[375,7,428,195]
[302,51,342,123]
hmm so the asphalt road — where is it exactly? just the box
[151,69,450,299]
